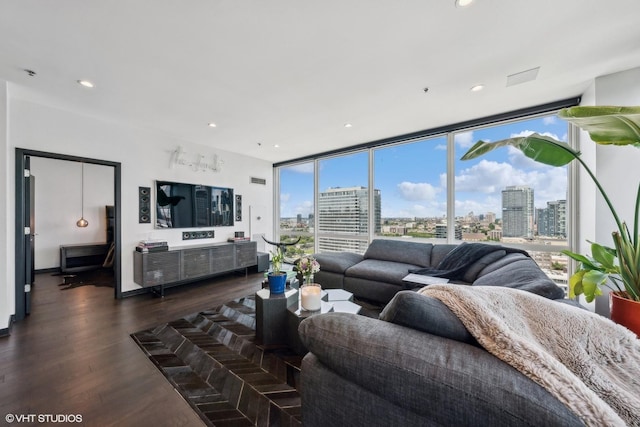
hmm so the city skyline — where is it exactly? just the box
[279,114,569,220]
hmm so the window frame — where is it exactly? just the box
[274,98,580,260]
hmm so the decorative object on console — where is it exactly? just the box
[228,231,249,242]
[138,186,151,223]
[76,162,89,228]
[461,105,640,335]
[136,240,168,253]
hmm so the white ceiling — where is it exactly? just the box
[1,0,640,164]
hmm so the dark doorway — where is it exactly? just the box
[14,148,122,321]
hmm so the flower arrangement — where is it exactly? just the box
[296,256,320,284]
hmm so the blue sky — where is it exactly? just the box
[280,114,569,219]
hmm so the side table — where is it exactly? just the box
[255,288,299,346]
[286,300,334,354]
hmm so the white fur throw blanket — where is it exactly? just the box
[418,285,640,426]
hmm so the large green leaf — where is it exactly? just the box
[558,106,640,147]
[460,133,578,167]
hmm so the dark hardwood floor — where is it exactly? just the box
[0,270,264,427]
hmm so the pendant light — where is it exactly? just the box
[76,162,89,228]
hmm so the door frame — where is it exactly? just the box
[14,148,122,321]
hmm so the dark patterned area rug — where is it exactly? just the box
[131,296,304,427]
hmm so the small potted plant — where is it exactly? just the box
[461,106,640,334]
[296,255,321,285]
[267,246,287,294]
[262,236,301,294]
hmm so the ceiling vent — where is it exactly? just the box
[250,177,267,185]
[506,67,540,87]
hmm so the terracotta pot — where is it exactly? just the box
[610,291,640,337]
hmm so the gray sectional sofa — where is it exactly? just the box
[300,239,583,426]
[313,239,565,304]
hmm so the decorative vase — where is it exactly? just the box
[267,272,287,295]
[304,274,314,285]
[610,291,640,337]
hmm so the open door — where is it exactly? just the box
[14,153,35,318]
[24,156,35,314]
[15,148,122,322]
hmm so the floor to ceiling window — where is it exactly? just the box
[453,114,571,288]
[317,151,370,254]
[275,101,576,288]
[373,136,448,242]
[278,162,315,260]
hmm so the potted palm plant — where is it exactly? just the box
[460,106,640,334]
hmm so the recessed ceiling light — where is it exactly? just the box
[455,0,474,7]
[77,80,94,88]
[207,122,217,128]
[470,84,484,92]
[344,123,353,128]
[274,144,280,148]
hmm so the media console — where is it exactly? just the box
[133,241,257,296]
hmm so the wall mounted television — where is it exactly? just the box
[155,180,234,228]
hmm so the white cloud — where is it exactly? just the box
[397,181,440,201]
[435,144,447,151]
[286,163,314,173]
[454,131,475,149]
[280,193,291,203]
[510,129,562,141]
[543,116,557,125]
[455,159,567,210]
[294,200,314,215]
[455,160,522,193]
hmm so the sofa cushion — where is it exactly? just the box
[363,239,432,267]
[461,249,507,283]
[472,254,565,300]
[299,313,583,427]
[379,291,476,345]
[429,244,459,266]
[345,259,420,285]
[313,252,363,274]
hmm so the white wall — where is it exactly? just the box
[593,67,640,244]
[0,79,11,331]
[1,84,273,329]
[30,158,115,269]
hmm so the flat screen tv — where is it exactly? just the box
[155,180,234,228]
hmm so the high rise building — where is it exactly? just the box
[537,199,567,237]
[435,223,462,239]
[317,186,381,252]
[502,186,534,238]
